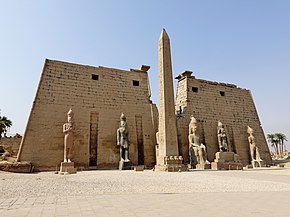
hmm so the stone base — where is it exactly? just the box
[211,151,243,170]
[223,162,243,170]
[211,162,222,170]
[188,164,194,169]
[154,155,187,172]
[60,162,77,174]
[119,160,132,170]
[0,161,33,173]
[196,163,211,170]
[134,165,144,171]
[215,151,237,162]
[211,161,243,170]
[252,160,265,168]
[154,164,187,172]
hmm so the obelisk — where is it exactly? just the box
[155,29,184,171]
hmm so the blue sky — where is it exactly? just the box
[0,0,289,149]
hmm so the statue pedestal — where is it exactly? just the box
[211,152,243,170]
[134,165,144,171]
[60,162,77,174]
[154,156,187,172]
[196,163,211,170]
[119,160,132,170]
[251,159,265,168]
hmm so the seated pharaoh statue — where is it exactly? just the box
[188,116,210,169]
[247,126,263,167]
[217,121,228,152]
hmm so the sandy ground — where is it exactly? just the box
[1,168,290,216]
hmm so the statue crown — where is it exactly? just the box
[68,108,74,116]
[120,113,126,121]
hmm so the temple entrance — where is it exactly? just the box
[135,115,144,165]
[89,112,99,168]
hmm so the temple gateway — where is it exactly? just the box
[16,30,271,171]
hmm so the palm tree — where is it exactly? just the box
[0,116,12,139]
[267,133,279,155]
[276,133,288,155]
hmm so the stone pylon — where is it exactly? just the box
[155,29,185,171]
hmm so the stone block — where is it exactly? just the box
[154,164,187,172]
[223,162,243,170]
[134,165,144,171]
[211,161,243,170]
[119,160,132,170]
[0,161,32,173]
[251,160,265,168]
[196,163,211,170]
[215,152,235,162]
[60,162,77,174]
[211,162,223,170]
[165,156,183,165]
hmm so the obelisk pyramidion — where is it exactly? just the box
[155,29,185,171]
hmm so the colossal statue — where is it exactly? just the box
[117,113,130,162]
[247,126,262,162]
[217,121,228,152]
[188,116,209,166]
[63,108,75,162]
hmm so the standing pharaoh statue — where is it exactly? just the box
[247,126,262,167]
[63,108,75,162]
[217,121,228,152]
[188,116,209,168]
[117,113,130,162]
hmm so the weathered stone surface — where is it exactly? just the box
[0,136,22,155]
[155,29,184,171]
[223,162,243,170]
[211,152,243,170]
[156,29,178,162]
[251,159,265,168]
[17,59,158,171]
[60,162,77,174]
[175,74,272,166]
[196,163,211,170]
[0,161,32,173]
[119,160,132,170]
[134,165,144,171]
[215,152,235,162]
[15,30,271,171]
[155,156,187,172]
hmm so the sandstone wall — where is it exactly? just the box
[17,59,157,170]
[175,75,271,166]
[0,137,22,156]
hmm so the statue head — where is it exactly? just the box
[247,126,254,135]
[190,115,197,125]
[189,115,198,134]
[119,113,128,129]
[120,113,126,121]
[67,108,74,123]
[217,120,223,128]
